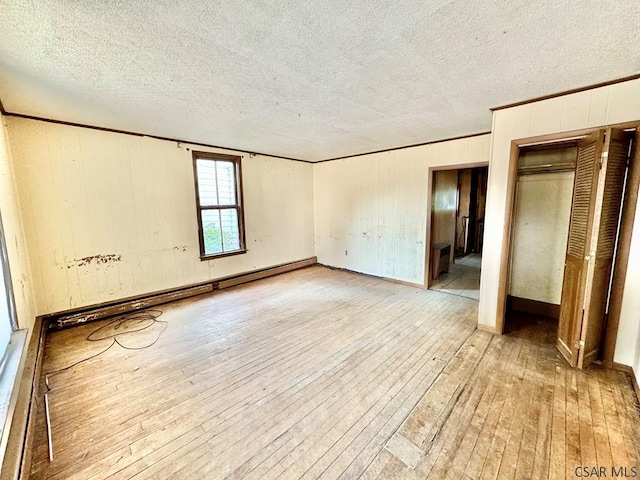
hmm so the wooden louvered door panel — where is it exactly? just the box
[556,130,603,367]
[556,128,631,368]
[578,128,631,368]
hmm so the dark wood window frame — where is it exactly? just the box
[192,151,247,260]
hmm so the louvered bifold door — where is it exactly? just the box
[577,128,631,368]
[556,128,631,368]
[556,130,603,367]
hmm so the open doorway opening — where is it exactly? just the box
[429,166,488,299]
[505,142,578,333]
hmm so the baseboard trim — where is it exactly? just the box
[52,284,214,329]
[46,257,318,329]
[381,277,425,289]
[316,263,382,279]
[507,295,560,319]
[612,362,640,402]
[1,318,47,480]
[317,263,424,289]
[477,324,501,335]
[217,257,317,289]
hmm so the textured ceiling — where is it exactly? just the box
[0,1,639,161]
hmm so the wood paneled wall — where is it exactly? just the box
[456,169,472,252]
[313,135,491,285]
[0,116,35,331]
[481,78,640,379]
[432,170,458,264]
[6,118,315,315]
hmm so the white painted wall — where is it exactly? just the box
[6,118,315,315]
[0,116,35,331]
[619,211,640,385]
[480,78,640,378]
[313,135,491,285]
[509,172,574,304]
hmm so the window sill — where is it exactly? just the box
[200,249,247,261]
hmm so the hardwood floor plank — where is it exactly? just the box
[548,364,567,480]
[431,338,517,480]
[565,369,582,480]
[28,270,640,480]
[587,370,613,469]
[359,448,393,480]
[140,297,469,479]
[317,338,467,479]
[475,339,528,480]
[526,344,554,480]
[204,307,471,478]
[397,331,494,450]
[237,311,469,480]
[462,344,518,479]
[403,344,498,479]
[597,373,628,468]
[611,370,640,467]
[38,273,444,478]
[116,278,476,475]
[577,371,598,468]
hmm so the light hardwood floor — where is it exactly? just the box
[372,314,640,479]
[29,266,639,479]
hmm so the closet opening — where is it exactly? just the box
[506,141,578,333]
[498,122,640,368]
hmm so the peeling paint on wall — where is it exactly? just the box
[67,254,122,269]
[7,117,314,314]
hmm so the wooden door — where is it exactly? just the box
[556,128,631,368]
[557,131,603,367]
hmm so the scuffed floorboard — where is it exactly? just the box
[30,266,478,479]
[27,267,640,479]
[376,315,640,480]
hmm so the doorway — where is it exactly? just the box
[499,124,640,368]
[429,166,488,299]
[505,142,577,331]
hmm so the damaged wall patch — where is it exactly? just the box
[67,254,122,268]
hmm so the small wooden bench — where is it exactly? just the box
[431,242,451,280]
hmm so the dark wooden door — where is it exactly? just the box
[557,128,631,368]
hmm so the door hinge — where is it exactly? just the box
[600,151,607,170]
[576,340,585,350]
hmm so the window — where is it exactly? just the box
[0,209,26,457]
[192,151,246,259]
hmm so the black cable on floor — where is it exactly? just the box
[44,309,167,393]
